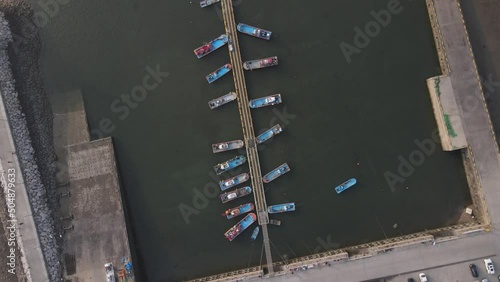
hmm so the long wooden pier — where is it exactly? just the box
[220,0,274,275]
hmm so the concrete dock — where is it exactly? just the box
[52,90,135,281]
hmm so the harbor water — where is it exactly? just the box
[28,0,471,280]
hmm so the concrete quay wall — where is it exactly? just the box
[0,11,59,282]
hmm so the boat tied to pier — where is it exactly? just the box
[267,202,295,214]
[199,0,220,8]
[219,173,249,191]
[249,94,282,109]
[224,213,257,241]
[237,23,272,40]
[263,162,290,183]
[212,140,244,153]
[256,124,282,144]
[335,178,357,194]
[220,186,252,203]
[194,34,228,59]
[214,155,247,175]
[209,92,237,109]
[269,219,281,226]
[223,203,254,219]
[243,56,278,71]
[251,226,260,240]
[206,63,232,83]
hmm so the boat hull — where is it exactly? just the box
[335,178,357,194]
[256,124,282,144]
[269,219,281,226]
[219,173,249,191]
[237,23,272,40]
[212,140,244,153]
[249,94,282,108]
[243,56,278,70]
[220,186,252,203]
[206,64,232,83]
[214,155,247,175]
[251,226,260,240]
[194,35,228,59]
[200,0,220,8]
[267,202,295,214]
[224,213,257,241]
[225,203,254,219]
[263,163,290,183]
[209,92,237,109]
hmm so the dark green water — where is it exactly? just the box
[29,0,470,280]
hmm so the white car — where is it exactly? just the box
[419,273,428,282]
[485,258,495,274]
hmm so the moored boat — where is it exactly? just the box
[251,226,260,240]
[249,94,282,109]
[212,140,244,153]
[219,173,249,191]
[223,203,254,219]
[200,0,220,8]
[270,219,281,226]
[262,162,290,183]
[256,124,282,144]
[209,92,237,109]
[194,34,228,59]
[224,213,257,241]
[237,23,272,40]
[214,155,247,175]
[335,178,357,194]
[267,202,295,214]
[220,186,252,203]
[243,56,278,70]
[206,63,232,83]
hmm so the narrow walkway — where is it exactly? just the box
[220,0,274,275]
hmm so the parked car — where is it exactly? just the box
[481,278,489,282]
[419,273,428,282]
[470,264,479,277]
[485,258,496,274]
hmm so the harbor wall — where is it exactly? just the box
[0,6,61,282]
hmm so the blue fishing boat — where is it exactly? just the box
[237,23,272,40]
[219,173,249,191]
[209,92,237,109]
[214,155,246,175]
[267,203,295,214]
[194,35,228,59]
[256,124,282,144]
[212,140,244,153]
[335,178,357,194]
[250,94,282,109]
[262,163,290,183]
[225,213,257,241]
[223,203,254,219]
[251,226,260,240]
[243,56,278,71]
[220,186,252,203]
[206,63,232,84]
[199,0,220,8]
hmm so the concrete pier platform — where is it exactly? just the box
[52,90,135,281]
